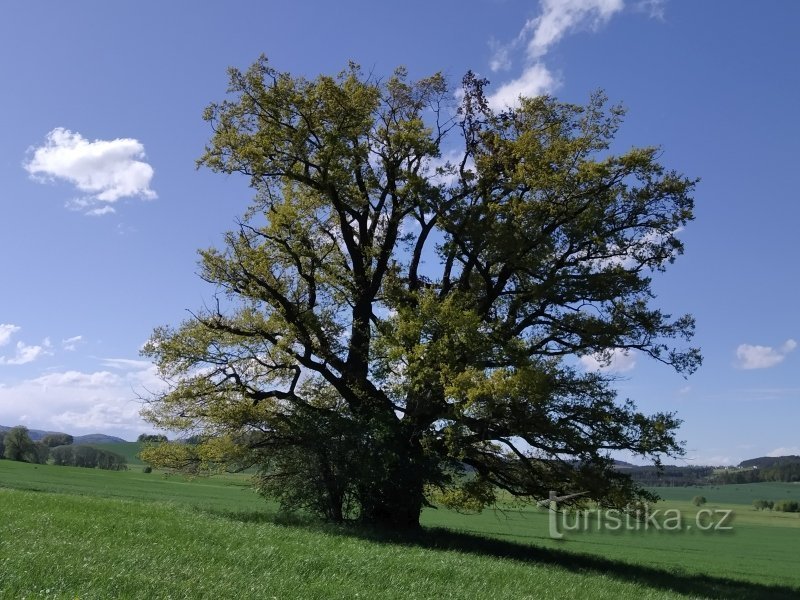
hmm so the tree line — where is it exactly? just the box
[713,463,800,484]
[0,426,126,470]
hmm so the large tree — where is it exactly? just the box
[3,426,36,462]
[142,57,700,529]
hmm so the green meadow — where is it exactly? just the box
[1,460,798,599]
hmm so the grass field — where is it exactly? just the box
[1,460,798,599]
[85,442,147,466]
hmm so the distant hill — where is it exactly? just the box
[0,425,127,444]
[739,455,800,469]
[73,433,128,444]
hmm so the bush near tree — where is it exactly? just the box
[773,499,800,513]
[141,57,700,529]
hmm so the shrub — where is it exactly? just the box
[692,495,707,506]
[142,466,153,473]
[752,499,774,510]
[773,499,800,513]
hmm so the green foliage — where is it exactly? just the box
[773,499,800,513]
[142,466,153,473]
[41,433,74,447]
[32,441,50,464]
[137,433,168,443]
[714,462,800,484]
[753,499,774,510]
[3,426,36,462]
[692,495,707,506]
[142,57,700,528]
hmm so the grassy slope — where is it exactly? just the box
[0,461,798,599]
[83,441,146,466]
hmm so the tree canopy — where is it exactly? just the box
[142,57,700,529]
[3,426,41,463]
[41,433,74,448]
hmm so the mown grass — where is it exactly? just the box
[1,461,799,599]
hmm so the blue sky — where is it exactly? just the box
[1,1,797,465]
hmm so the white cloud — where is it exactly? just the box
[87,205,116,217]
[579,348,636,373]
[24,128,156,214]
[0,325,50,365]
[33,370,121,388]
[488,38,512,72]
[735,339,796,370]
[524,0,624,60]
[485,0,629,110]
[767,446,800,457]
[487,63,559,111]
[62,335,83,351]
[0,324,20,347]
[0,341,46,365]
[0,359,163,438]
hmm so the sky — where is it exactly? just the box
[0,1,797,465]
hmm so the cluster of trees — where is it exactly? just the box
[753,499,800,512]
[714,462,800,484]
[137,434,168,443]
[0,425,126,471]
[50,445,128,470]
[140,57,699,529]
[0,426,50,464]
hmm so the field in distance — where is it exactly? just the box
[1,460,798,599]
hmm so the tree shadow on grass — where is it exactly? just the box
[207,508,799,600]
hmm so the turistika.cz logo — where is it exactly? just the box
[543,491,734,540]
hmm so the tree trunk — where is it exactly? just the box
[355,426,426,529]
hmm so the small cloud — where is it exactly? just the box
[488,38,512,72]
[579,348,636,373]
[62,335,83,351]
[487,62,559,110]
[87,205,116,217]
[0,323,20,347]
[735,339,796,370]
[0,341,46,365]
[0,326,50,365]
[634,0,666,20]
[677,385,691,395]
[688,455,734,467]
[524,0,625,60]
[24,128,156,215]
[767,447,800,457]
